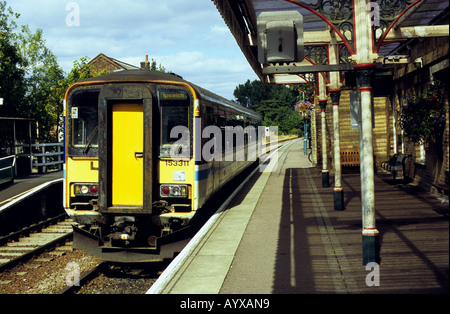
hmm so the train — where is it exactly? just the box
[63,69,262,262]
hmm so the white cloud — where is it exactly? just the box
[7,0,258,100]
[211,25,230,35]
[157,51,245,74]
[121,51,258,100]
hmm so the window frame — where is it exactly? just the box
[157,86,193,159]
[67,87,101,157]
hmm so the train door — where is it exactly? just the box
[98,85,154,214]
[111,102,143,206]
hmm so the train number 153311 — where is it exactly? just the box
[165,160,190,167]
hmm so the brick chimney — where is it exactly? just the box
[140,55,150,70]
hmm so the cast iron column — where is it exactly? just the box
[355,63,380,265]
[319,100,329,188]
[304,117,308,155]
[330,89,344,211]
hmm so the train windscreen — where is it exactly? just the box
[69,89,100,156]
[159,88,191,158]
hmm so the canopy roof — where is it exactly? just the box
[213,0,449,83]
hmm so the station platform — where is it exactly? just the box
[0,171,63,210]
[149,139,449,294]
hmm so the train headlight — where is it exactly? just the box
[74,183,99,196]
[160,185,188,198]
[80,185,89,194]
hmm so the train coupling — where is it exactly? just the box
[109,217,138,245]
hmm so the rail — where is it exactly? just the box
[0,215,73,272]
[15,142,63,174]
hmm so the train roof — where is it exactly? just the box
[77,69,260,119]
[79,68,186,84]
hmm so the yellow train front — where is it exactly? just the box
[64,70,260,262]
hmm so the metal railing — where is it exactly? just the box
[0,155,15,184]
[15,142,64,174]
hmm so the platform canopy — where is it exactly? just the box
[213,0,449,85]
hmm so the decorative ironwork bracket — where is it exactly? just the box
[262,63,353,75]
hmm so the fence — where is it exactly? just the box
[0,155,15,184]
[15,142,64,174]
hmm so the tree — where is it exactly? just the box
[150,58,166,72]
[233,79,304,134]
[0,1,26,117]
[279,107,303,135]
[1,3,65,141]
[233,79,272,108]
[17,25,65,141]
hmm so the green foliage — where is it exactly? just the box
[399,83,447,144]
[1,2,62,140]
[0,1,26,117]
[63,56,100,85]
[0,1,19,35]
[289,128,301,136]
[233,79,271,108]
[17,25,65,141]
[233,79,311,134]
[282,108,304,135]
[150,58,166,72]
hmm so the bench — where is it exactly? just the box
[381,153,411,183]
[340,149,360,167]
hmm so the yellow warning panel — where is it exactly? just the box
[111,102,143,206]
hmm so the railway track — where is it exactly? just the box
[0,215,75,272]
[60,261,166,294]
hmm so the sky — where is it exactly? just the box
[6,0,258,100]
